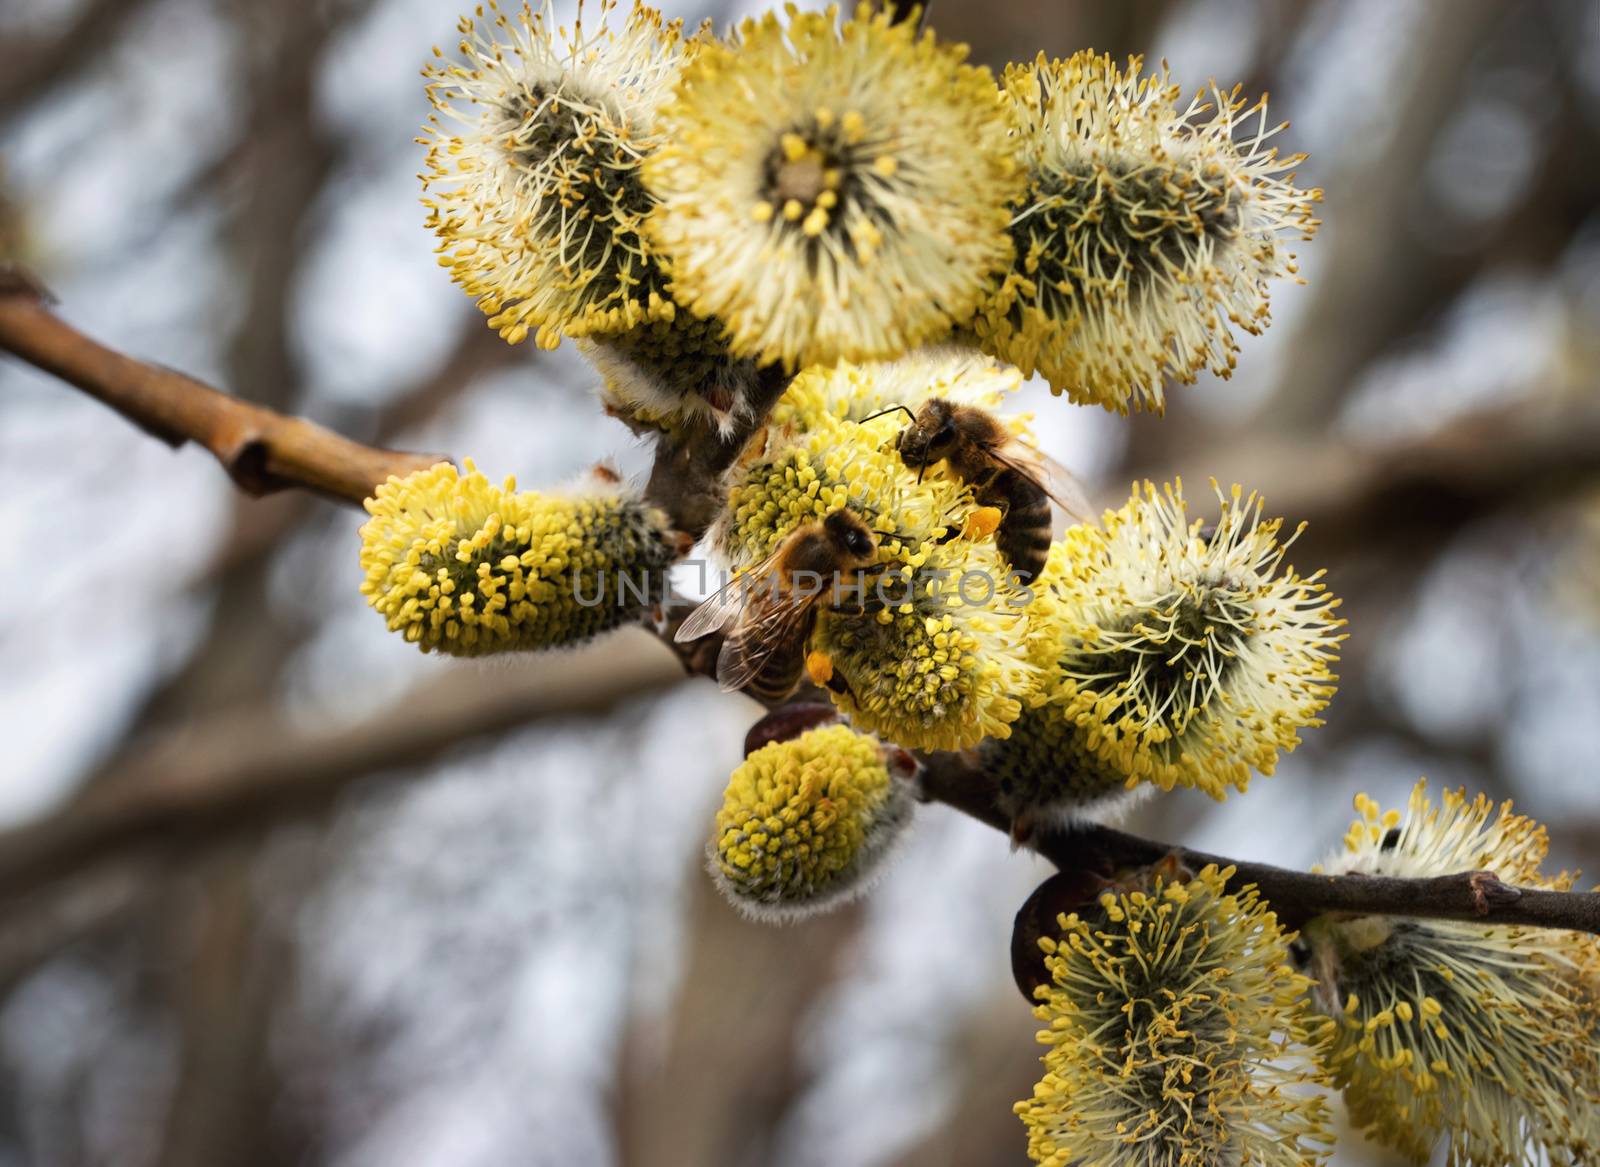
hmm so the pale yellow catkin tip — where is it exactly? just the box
[709,724,913,921]
[974,51,1319,414]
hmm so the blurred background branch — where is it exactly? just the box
[3,1,1599,1165]
[0,631,687,905]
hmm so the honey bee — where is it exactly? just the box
[879,399,1091,584]
[675,509,879,702]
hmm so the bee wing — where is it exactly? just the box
[715,591,818,693]
[995,441,1096,526]
[674,545,786,643]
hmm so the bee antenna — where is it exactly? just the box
[859,404,917,425]
[916,431,937,483]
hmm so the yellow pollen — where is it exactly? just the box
[964,506,1004,540]
[780,132,810,162]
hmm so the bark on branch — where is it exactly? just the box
[0,281,439,504]
[919,753,1600,936]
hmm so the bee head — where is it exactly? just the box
[894,399,959,482]
[823,509,877,561]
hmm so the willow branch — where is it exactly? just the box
[642,363,791,538]
[7,274,1600,940]
[919,753,1600,936]
[0,279,439,504]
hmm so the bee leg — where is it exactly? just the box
[805,650,835,687]
[804,649,856,700]
[831,595,869,618]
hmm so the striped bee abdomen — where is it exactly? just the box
[745,648,810,703]
[984,468,1053,584]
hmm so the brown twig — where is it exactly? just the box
[1069,828,1600,934]
[919,753,1600,936]
[642,362,791,538]
[0,285,439,504]
[6,292,1600,942]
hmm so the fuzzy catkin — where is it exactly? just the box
[359,462,679,656]
[710,723,913,920]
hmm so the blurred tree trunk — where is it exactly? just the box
[617,866,863,1167]
[888,995,1038,1167]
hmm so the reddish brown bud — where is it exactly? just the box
[1011,869,1109,1004]
[743,703,841,757]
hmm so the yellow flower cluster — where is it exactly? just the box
[716,354,1043,749]
[980,701,1145,834]
[710,723,914,920]
[402,5,1354,1023]
[814,536,1035,751]
[1305,782,1600,1166]
[359,461,680,656]
[767,347,1025,435]
[1024,480,1344,799]
[975,52,1321,414]
[419,8,1322,424]
[645,4,1020,369]
[1016,864,1332,1167]
[422,0,688,349]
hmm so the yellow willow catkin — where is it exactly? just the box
[1305,782,1600,1166]
[1017,863,1333,1166]
[646,3,1021,368]
[813,535,1035,752]
[359,462,681,656]
[422,0,687,349]
[709,723,914,921]
[1024,480,1344,799]
[976,51,1320,414]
